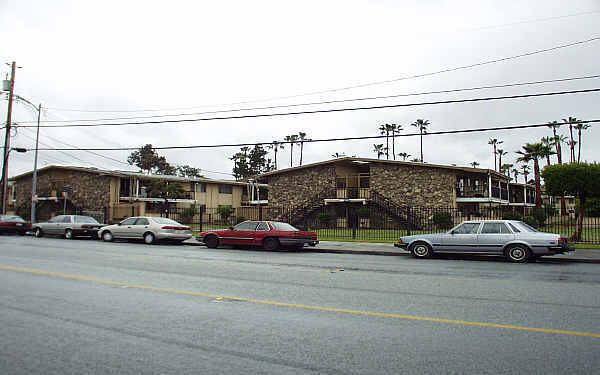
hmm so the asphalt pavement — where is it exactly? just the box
[183,238,600,263]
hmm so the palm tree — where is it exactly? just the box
[298,132,311,166]
[574,122,590,162]
[488,138,503,171]
[390,123,402,160]
[516,143,546,208]
[566,139,577,162]
[511,168,519,182]
[284,134,299,167]
[470,161,480,168]
[373,144,385,159]
[331,152,346,158]
[496,149,508,171]
[547,121,563,164]
[540,137,556,166]
[520,164,530,184]
[500,163,513,176]
[379,124,398,160]
[397,152,411,161]
[562,116,579,163]
[410,157,421,162]
[267,141,284,169]
[411,119,430,162]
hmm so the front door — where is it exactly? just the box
[439,222,481,252]
[114,217,137,237]
[133,217,151,238]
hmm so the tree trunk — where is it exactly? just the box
[300,142,304,166]
[290,144,293,167]
[573,195,585,242]
[420,132,424,162]
[386,132,389,160]
[274,148,278,169]
[569,125,575,162]
[534,159,541,208]
[577,128,582,163]
[546,154,550,166]
[392,132,396,160]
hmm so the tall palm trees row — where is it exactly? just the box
[267,132,311,169]
[374,119,430,162]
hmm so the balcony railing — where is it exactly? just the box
[456,186,488,198]
[335,187,371,199]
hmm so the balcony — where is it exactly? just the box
[456,184,508,201]
[335,187,371,199]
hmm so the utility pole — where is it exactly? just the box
[2,61,16,214]
[31,103,41,223]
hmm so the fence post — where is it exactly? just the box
[406,206,411,236]
[103,207,108,224]
[351,212,357,240]
[259,205,263,221]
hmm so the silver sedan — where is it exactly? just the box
[98,216,192,244]
[394,220,574,263]
[33,215,103,239]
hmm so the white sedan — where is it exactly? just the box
[98,216,192,244]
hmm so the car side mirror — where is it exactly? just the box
[229,226,234,230]
[118,223,122,226]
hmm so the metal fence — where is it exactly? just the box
[164,205,600,244]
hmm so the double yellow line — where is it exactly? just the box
[1,264,598,339]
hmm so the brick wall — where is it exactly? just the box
[265,165,336,207]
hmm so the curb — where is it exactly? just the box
[185,241,600,264]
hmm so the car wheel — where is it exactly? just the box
[144,232,155,245]
[506,245,531,263]
[64,229,73,239]
[410,242,433,259]
[102,231,113,242]
[35,228,44,238]
[263,237,280,251]
[204,235,219,249]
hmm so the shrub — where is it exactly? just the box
[523,215,536,227]
[533,208,548,227]
[502,211,522,221]
[180,207,196,224]
[433,211,453,229]
[216,205,234,223]
[318,212,331,224]
[584,198,600,217]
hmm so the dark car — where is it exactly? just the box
[33,215,104,239]
[395,219,574,263]
[197,221,319,251]
[0,215,32,235]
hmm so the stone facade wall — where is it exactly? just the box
[369,163,456,209]
[13,169,111,212]
[265,165,336,207]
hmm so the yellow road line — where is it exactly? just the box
[1,263,599,339]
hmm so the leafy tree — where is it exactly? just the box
[397,152,411,161]
[542,163,600,241]
[488,138,503,171]
[516,143,545,208]
[230,145,273,180]
[145,180,185,213]
[127,144,173,175]
[584,198,600,217]
[284,134,300,167]
[177,165,204,178]
[411,119,430,163]
[230,147,251,180]
[373,144,385,159]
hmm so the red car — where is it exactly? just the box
[0,215,32,236]
[197,220,319,251]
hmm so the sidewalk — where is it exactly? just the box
[185,239,600,263]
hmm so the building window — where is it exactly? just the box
[197,183,206,193]
[218,184,232,194]
[120,178,131,197]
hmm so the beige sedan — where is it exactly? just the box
[98,216,192,244]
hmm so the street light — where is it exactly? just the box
[1,147,27,214]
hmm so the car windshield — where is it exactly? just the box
[74,216,99,224]
[271,222,299,231]
[0,215,25,222]
[151,218,182,225]
[515,221,538,232]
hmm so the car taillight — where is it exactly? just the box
[558,237,566,244]
[397,239,403,244]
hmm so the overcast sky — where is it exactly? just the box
[2,0,599,181]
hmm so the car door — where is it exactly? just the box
[42,216,60,234]
[224,221,258,245]
[440,222,481,252]
[477,222,514,254]
[114,217,137,237]
[133,218,150,238]
[252,221,271,245]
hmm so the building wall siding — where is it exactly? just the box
[266,165,336,207]
[369,164,457,209]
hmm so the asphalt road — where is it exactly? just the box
[1,235,599,374]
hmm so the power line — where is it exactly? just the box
[42,35,600,113]
[463,9,600,32]
[30,119,600,151]
[18,74,600,124]
[18,87,600,129]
